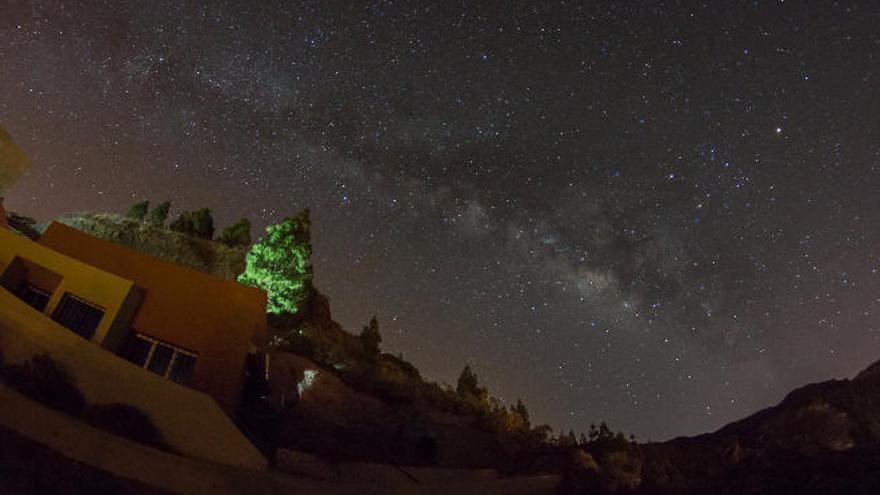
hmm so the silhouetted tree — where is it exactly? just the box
[191,208,214,239]
[511,398,531,429]
[126,200,149,221]
[456,364,487,401]
[219,218,252,246]
[168,212,192,235]
[168,207,214,240]
[360,315,382,357]
[559,429,578,447]
[149,200,171,227]
[238,209,313,314]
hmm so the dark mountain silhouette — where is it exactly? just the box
[630,358,880,494]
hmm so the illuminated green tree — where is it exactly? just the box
[238,210,312,314]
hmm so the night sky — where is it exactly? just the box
[2,1,879,440]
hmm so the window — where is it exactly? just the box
[51,293,105,339]
[16,282,52,312]
[121,333,198,385]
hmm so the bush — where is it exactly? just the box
[84,403,169,451]
[1,354,86,416]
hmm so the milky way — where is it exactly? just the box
[2,1,879,439]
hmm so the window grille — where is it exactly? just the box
[51,293,105,339]
[16,282,52,312]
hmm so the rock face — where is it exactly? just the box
[0,126,31,197]
[635,359,880,494]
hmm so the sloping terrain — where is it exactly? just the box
[632,358,880,494]
[32,213,880,493]
[56,212,248,280]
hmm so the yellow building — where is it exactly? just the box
[0,225,143,350]
[0,221,268,407]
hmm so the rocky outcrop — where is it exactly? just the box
[56,213,248,280]
[633,358,880,494]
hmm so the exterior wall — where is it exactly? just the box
[0,380,559,494]
[0,198,8,228]
[0,226,139,348]
[0,289,267,470]
[39,222,268,407]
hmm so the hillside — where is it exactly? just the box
[27,212,880,493]
[56,212,248,280]
[49,212,561,472]
[626,358,880,494]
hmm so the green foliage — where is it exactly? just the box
[238,209,313,314]
[169,207,214,240]
[360,316,382,357]
[456,364,487,402]
[149,200,171,227]
[219,217,252,246]
[126,200,149,221]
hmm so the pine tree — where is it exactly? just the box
[237,209,313,314]
[168,212,192,235]
[191,208,214,239]
[360,315,382,357]
[126,200,149,221]
[456,364,487,401]
[168,208,214,240]
[511,399,531,429]
[219,218,252,246]
[149,200,171,227]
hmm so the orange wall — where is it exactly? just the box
[39,222,268,406]
[0,226,139,347]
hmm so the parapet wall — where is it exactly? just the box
[0,288,267,470]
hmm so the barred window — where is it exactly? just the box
[16,282,52,312]
[51,293,105,339]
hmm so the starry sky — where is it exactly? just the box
[2,1,879,440]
